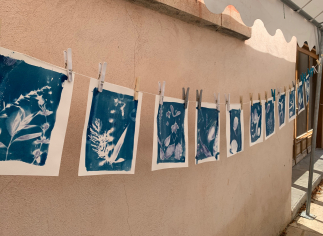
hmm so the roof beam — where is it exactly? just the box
[281,0,322,29]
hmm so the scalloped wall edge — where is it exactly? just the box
[204,0,320,51]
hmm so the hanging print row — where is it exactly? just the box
[0,47,309,175]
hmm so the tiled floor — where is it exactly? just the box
[291,149,323,219]
[286,150,323,236]
[286,180,323,235]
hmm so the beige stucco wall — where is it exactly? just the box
[0,0,297,235]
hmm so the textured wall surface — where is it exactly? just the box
[0,0,296,235]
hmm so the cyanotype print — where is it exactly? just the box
[152,96,188,171]
[79,79,142,175]
[0,47,74,176]
[288,88,296,122]
[249,101,263,146]
[226,104,244,157]
[195,103,220,164]
[265,98,275,139]
[278,93,286,129]
[298,81,305,114]
[305,76,310,105]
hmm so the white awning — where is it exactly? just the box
[204,0,322,51]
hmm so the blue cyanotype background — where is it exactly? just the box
[229,109,242,154]
[0,55,67,165]
[298,83,305,111]
[86,88,138,172]
[265,100,275,137]
[289,89,296,119]
[278,94,286,127]
[157,101,186,164]
[250,102,262,144]
[196,107,219,163]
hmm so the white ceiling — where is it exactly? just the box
[204,0,320,50]
[291,0,323,22]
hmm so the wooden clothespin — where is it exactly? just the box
[292,81,296,90]
[312,65,318,74]
[265,91,268,103]
[182,87,190,109]
[63,48,73,82]
[258,93,261,105]
[289,85,291,91]
[158,81,166,105]
[214,93,220,111]
[240,96,243,110]
[284,86,286,93]
[250,93,253,106]
[316,58,321,66]
[271,89,276,102]
[277,88,281,99]
[97,62,107,92]
[309,67,314,76]
[134,77,140,101]
[196,90,203,110]
[224,94,230,111]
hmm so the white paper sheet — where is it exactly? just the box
[226,103,244,157]
[264,97,276,140]
[152,95,188,171]
[249,100,264,147]
[298,81,305,115]
[288,87,296,122]
[195,102,220,164]
[278,92,287,130]
[0,47,74,176]
[79,78,142,175]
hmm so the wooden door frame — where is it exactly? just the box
[293,44,319,162]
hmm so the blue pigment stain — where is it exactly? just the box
[0,55,67,165]
[196,107,219,163]
[265,100,275,137]
[229,109,242,154]
[278,94,286,126]
[289,90,296,119]
[157,101,186,164]
[250,102,262,144]
[86,88,138,172]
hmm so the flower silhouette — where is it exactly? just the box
[39,109,53,116]
[33,149,42,164]
[34,136,50,144]
[41,123,50,131]
[171,122,179,134]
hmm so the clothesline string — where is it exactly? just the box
[73,71,311,106]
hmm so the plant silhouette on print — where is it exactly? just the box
[196,107,219,163]
[305,77,310,104]
[86,88,138,172]
[278,94,286,127]
[298,83,305,112]
[289,89,296,119]
[157,102,185,163]
[265,100,275,137]
[250,102,262,144]
[0,55,67,165]
[229,109,242,154]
